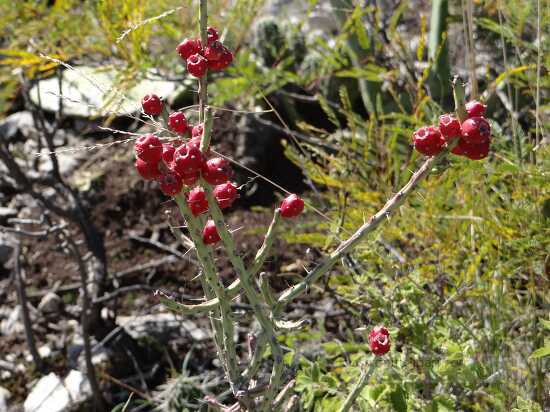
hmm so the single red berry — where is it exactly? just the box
[176,38,202,61]
[280,194,305,218]
[412,126,445,156]
[461,116,491,144]
[213,182,238,209]
[168,112,189,134]
[204,40,225,62]
[187,53,208,77]
[450,138,469,156]
[141,94,163,116]
[162,144,176,164]
[465,100,487,118]
[202,157,233,185]
[464,139,490,160]
[192,124,204,138]
[181,170,201,186]
[439,114,461,141]
[202,219,221,245]
[135,134,163,163]
[206,27,219,44]
[159,171,183,196]
[187,136,202,151]
[171,143,205,176]
[208,46,233,71]
[135,158,161,181]
[186,186,209,216]
[368,325,390,356]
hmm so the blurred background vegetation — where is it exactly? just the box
[0,0,548,411]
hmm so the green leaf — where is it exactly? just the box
[529,344,550,359]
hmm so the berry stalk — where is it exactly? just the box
[337,357,381,412]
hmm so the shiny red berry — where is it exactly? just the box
[204,40,224,62]
[213,182,238,209]
[192,124,204,138]
[465,100,487,118]
[202,220,221,245]
[186,186,209,216]
[280,194,304,218]
[187,137,202,151]
[171,143,205,176]
[141,94,163,116]
[159,171,183,196]
[464,139,490,160]
[206,27,219,44]
[368,325,390,356]
[439,114,461,141]
[202,157,232,185]
[461,116,491,144]
[135,134,163,163]
[450,138,469,156]
[412,126,445,156]
[187,53,208,77]
[176,38,202,61]
[162,144,176,164]
[181,170,200,186]
[208,46,233,71]
[168,112,189,134]
[135,158,161,181]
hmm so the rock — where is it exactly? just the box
[0,386,11,412]
[23,371,92,412]
[29,67,179,118]
[25,345,52,363]
[0,207,17,222]
[118,313,210,342]
[0,111,36,142]
[37,292,63,315]
[64,370,91,404]
[24,373,68,412]
[0,306,23,336]
[0,233,16,267]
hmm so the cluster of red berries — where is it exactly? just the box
[413,100,492,160]
[176,27,233,77]
[368,325,390,356]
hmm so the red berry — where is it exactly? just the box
[206,27,219,44]
[162,144,176,163]
[187,136,202,151]
[450,138,469,156]
[187,53,208,77]
[202,219,221,245]
[208,46,233,71]
[202,157,232,185]
[186,186,209,216]
[135,134,163,163]
[192,124,204,138]
[159,171,183,196]
[135,158,161,181]
[461,116,491,144]
[171,143,205,176]
[204,40,224,62]
[213,182,238,209]
[439,114,461,141]
[141,94,163,116]
[168,112,189,134]
[176,38,202,61]
[412,126,445,156]
[280,194,304,218]
[465,100,487,118]
[464,139,490,160]
[181,170,200,186]
[369,325,390,356]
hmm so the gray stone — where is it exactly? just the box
[118,313,210,342]
[29,66,179,118]
[0,111,36,142]
[0,386,11,412]
[0,306,23,336]
[23,371,92,412]
[37,292,63,315]
[0,233,16,266]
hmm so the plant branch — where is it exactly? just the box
[337,358,380,412]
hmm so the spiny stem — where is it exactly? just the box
[337,358,380,412]
[275,146,454,310]
[198,0,208,122]
[174,194,241,391]
[452,76,467,122]
[249,209,281,277]
[202,183,285,403]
